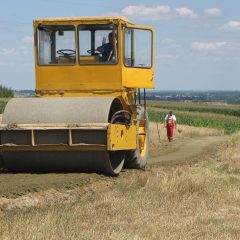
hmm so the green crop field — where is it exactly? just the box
[148,101,240,134]
[149,101,240,117]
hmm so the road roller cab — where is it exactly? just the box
[34,17,154,96]
[0,17,154,175]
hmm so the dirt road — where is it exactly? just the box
[0,133,228,199]
[150,135,228,166]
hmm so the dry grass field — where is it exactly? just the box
[0,133,239,239]
[0,101,240,239]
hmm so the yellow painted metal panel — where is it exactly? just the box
[35,90,125,98]
[0,145,107,152]
[0,123,136,152]
[36,65,122,91]
[107,124,136,151]
[122,67,154,89]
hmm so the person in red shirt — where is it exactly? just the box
[164,111,177,142]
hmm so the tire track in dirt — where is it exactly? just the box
[150,135,228,166]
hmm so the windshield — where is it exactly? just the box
[78,24,118,65]
[37,24,118,65]
[38,25,76,65]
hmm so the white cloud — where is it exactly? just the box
[156,54,179,60]
[160,38,182,48]
[221,21,240,31]
[0,46,32,57]
[0,61,10,66]
[108,12,121,17]
[22,36,34,44]
[175,8,198,18]
[229,42,240,50]
[161,38,174,44]
[121,5,171,17]
[191,42,227,51]
[19,46,30,55]
[204,8,223,17]
[0,48,19,56]
[171,44,182,49]
[119,5,199,20]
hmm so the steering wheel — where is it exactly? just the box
[57,49,76,57]
[87,49,100,56]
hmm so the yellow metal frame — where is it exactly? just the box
[0,123,136,152]
[107,124,136,151]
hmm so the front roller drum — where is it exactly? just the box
[0,97,130,175]
[2,151,125,175]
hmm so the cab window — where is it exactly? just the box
[38,25,76,65]
[78,24,118,65]
[124,28,152,68]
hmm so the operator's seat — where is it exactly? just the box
[57,56,76,64]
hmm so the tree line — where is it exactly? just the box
[0,85,14,98]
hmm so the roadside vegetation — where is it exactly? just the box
[0,85,13,98]
[148,101,240,134]
[0,100,8,114]
[0,85,13,113]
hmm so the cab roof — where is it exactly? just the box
[34,16,133,25]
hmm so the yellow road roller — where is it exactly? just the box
[0,17,154,175]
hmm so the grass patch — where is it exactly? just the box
[0,99,8,114]
[0,85,13,98]
[0,101,6,114]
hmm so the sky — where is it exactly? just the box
[0,0,239,90]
